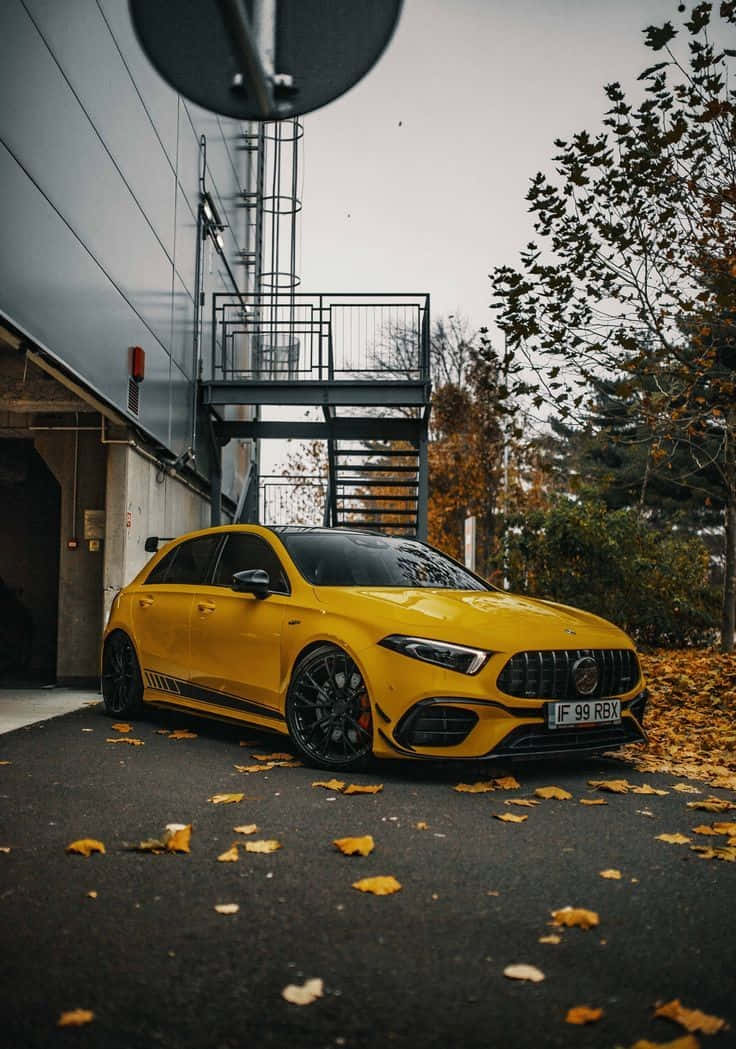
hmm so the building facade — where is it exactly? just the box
[0,0,258,683]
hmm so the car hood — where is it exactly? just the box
[312,587,631,652]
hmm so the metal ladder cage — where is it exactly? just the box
[257,117,303,379]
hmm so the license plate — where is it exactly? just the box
[547,699,621,729]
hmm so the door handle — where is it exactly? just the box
[197,600,216,614]
[138,597,154,608]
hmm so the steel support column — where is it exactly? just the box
[416,418,429,541]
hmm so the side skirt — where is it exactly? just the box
[142,669,285,724]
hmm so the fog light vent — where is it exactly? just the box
[395,704,478,748]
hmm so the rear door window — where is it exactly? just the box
[146,534,222,586]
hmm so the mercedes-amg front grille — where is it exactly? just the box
[497,648,640,700]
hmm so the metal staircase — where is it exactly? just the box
[327,441,421,536]
[202,291,431,538]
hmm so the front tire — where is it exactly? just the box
[286,644,374,771]
[101,631,143,717]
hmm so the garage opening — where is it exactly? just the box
[0,439,60,685]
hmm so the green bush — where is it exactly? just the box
[504,498,719,646]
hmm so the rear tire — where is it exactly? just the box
[101,631,143,717]
[286,644,373,771]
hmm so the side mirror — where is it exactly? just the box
[232,569,270,599]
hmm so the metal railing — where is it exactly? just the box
[211,292,430,383]
[259,474,327,526]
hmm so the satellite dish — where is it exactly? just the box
[129,0,403,121]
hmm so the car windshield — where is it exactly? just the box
[278,531,491,590]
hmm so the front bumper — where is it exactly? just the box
[366,643,648,760]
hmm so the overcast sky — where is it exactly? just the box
[297,0,679,334]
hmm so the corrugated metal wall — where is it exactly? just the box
[0,0,254,501]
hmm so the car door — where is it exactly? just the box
[130,533,223,693]
[188,531,290,714]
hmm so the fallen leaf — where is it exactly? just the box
[0,760,11,765]
[65,838,105,857]
[495,813,528,823]
[244,839,281,853]
[454,781,495,793]
[352,875,402,895]
[106,737,144,745]
[81,728,93,733]
[550,906,599,930]
[630,1037,700,1049]
[566,1006,603,1025]
[637,809,656,817]
[538,934,561,944]
[217,845,240,863]
[599,868,622,879]
[333,835,375,856]
[343,783,383,795]
[111,722,132,733]
[312,779,346,791]
[588,779,630,793]
[208,793,244,804]
[654,999,728,1034]
[169,729,197,740]
[155,729,170,735]
[134,839,167,853]
[233,824,259,835]
[656,833,691,845]
[86,891,97,899]
[691,824,720,835]
[712,821,736,835]
[632,784,669,796]
[272,760,303,768]
[132,824,192,855]
[281,977,324,1006]
[535,786,572,800]
[690,844,736,862]
[580,798,607,806]
[415,821,429,830]
[57,1009,94,1027]
[164,824,192,853]
[505,799,539,808]
[686,797,736,812]
[503,964,545,982]
[251,752,293,761]
[494,776,521,790]
[234,764,274,773]
[672,783,702,794]
[214,903,239,914]
[0,846,10,854]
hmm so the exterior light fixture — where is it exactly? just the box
[130,345,146,383]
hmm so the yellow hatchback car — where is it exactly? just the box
[102,525,648,770]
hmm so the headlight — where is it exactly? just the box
[378,635,490,675]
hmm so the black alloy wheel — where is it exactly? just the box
[286,644,374,770]
[101,631,143,717]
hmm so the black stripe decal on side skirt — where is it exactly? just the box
[144,669,285,723]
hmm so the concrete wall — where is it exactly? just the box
[35,428,107,683]
[103,443,215,624]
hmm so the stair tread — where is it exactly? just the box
[335,464,418,474]
[338,508,417,516]
[336,448,420,457]
[335,479,418,488]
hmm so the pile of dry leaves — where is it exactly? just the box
[610,649,736,788]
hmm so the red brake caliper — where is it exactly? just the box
[357,690,371,732]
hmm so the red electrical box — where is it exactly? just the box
[131,345,145,382]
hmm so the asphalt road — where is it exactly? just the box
[1,703,735,1049]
